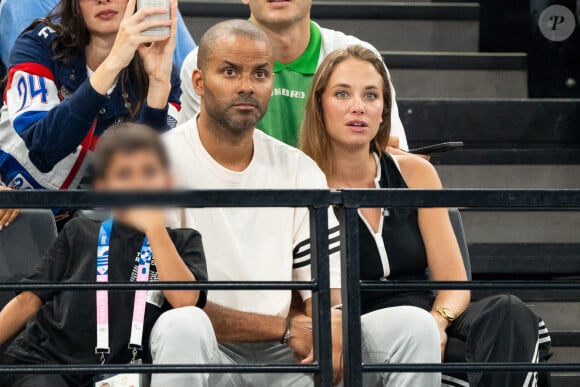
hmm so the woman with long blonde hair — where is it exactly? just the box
[300,45,551,387]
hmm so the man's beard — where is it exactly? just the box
[205,91,266,136]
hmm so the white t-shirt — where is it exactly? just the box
[163,118,341,317]
[180,22,409,151]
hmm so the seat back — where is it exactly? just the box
[0,209,57,309]
[448,208,472,280]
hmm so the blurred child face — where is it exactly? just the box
[321,58,384,151]
[79,0,128,37]
[95,150,171,191]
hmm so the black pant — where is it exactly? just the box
[0,374,74,387]
[443,294,552,387]
[0,355,92,387]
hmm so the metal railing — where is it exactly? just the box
[1,189,580,387]
[338,189,580,386]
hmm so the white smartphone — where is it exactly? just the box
[137,0,170,37]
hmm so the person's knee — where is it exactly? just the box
[151,306,214,349]
[366,306,440,354]
[397,307,440,347]
[488,294,531,319]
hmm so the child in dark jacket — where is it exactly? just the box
[0,123,209,387]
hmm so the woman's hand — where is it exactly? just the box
[0,187,19,231]
[300,309,343,386]
[139,0,178,109]
[329,309,344,385]
[288,314,313,360]
[91,0,172,95]
[109,0,172,72]
[431,311,449,360]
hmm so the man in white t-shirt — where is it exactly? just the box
[164,20,440,387]
[165,19,343,386]
[180,0,409,150]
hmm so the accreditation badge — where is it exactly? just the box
[94,373,140,387]
[93,360,150,387]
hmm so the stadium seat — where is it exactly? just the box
[0,210,57,356]
[449,208,472,281]
[0,209,57,309]
[428,209,472,281]
[400,99,580,165]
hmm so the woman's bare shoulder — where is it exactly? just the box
[394,154,442,189]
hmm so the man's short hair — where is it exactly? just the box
[93,123,169,180]
[197,19,271,70]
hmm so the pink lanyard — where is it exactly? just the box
[96,219,153,363]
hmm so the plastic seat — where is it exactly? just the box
[0,209,57,309]
[445,209,472,376]
[427,209,472,281]
[448,208,472,280]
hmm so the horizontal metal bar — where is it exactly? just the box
[0,190,330,209]
[1,189,580,210]
[341,189,580,210]
[360,280,580,290]
[363,363,580,373]
[0,281,316,291]
[3,281,577,292]
[4,280,578,293]
[3,363,579,375]
[0,364,319,375]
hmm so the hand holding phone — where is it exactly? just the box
[138,0,170,36]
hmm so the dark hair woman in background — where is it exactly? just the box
[300,45,552,387]
[0,0,181,211]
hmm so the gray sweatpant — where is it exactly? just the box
[149,305,440,387]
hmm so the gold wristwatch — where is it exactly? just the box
[433,306,456,323]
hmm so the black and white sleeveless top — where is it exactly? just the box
[359,153,434,315]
